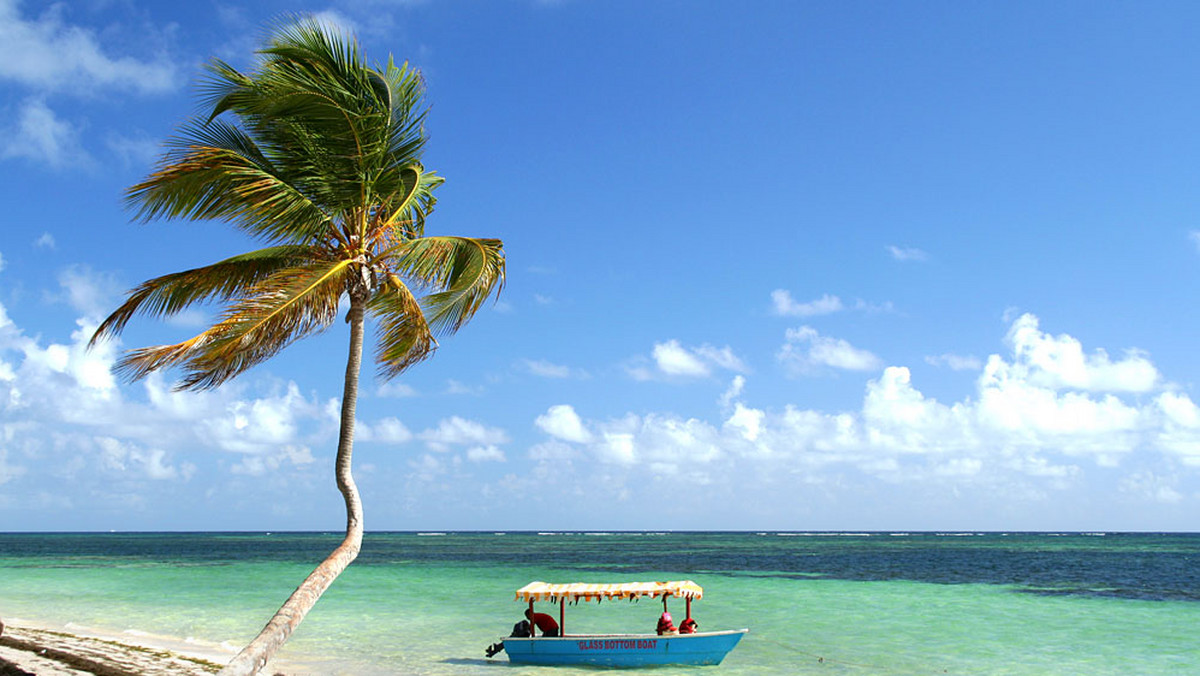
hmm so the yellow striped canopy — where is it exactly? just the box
[515,580,703,603]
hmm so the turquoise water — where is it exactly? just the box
[0,532,1197,675]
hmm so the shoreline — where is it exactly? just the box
[0,621,220,676]
[0,619,308,676]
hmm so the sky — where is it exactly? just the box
[2,0,1200,532]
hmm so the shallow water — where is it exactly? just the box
[0,532,1197,675]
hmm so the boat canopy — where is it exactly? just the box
[515,580,703,603]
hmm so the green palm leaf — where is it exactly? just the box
[391,236,506,335]
[90,245,316,347]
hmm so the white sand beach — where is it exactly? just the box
[0,619,242,676]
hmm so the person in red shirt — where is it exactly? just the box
[656,611,677,635]
[525,608,560,637]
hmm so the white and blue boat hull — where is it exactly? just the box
[502,629,748,667]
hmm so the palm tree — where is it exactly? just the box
[89,18,504,676]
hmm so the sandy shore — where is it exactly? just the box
[0,618,320,676]
[0,621,222,675]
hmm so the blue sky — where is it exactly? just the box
[2,0,1199,532]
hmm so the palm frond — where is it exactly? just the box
[127,119,331,243]
[112,335,208,383]
[90,246,317,347]
[391,237,506,335]
[376,165,442,241]
[115,261,351,390]
[368,274,437,379]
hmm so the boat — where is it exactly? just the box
[486,580,748,667]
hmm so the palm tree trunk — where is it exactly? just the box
[217,300,367,676]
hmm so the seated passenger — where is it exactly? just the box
[679,617,698,634]
[656,611,677,635]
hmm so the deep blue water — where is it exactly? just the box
[3,531,1197,602]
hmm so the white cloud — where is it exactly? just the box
[56,265,120,320]
[377,381,418,398]
[887,245,929,262]
[725,402,764,442]
[535,404,592,443]
[203,382,324,455]
[105,131,161,167]
[0,446,25,485]
[636,340,747,380]
[95,437,194,481]
[533,314,1193,496]
[419,416,509,453]
[719,375,745,410]
[771,290,843,317]
[0,1,175,94]
[1120,471,1183,504]
[445,379,484,395]
[306,10,359,40]
[1154,392,1200,466]
[230,445,315,477]
[653,340,708,376]
[33,233,54,250]
[779,326,883,373]
[523,359,572,378]
[362,417,412,444]
[466,445,505,462]
[528,439,577,461]
[1,97,90,168]
[1004,314,1159,393]
[533,411,723,478]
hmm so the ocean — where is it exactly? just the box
[0,531,1197,675]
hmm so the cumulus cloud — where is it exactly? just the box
[96,437,195,481]
[361,416,412,444]
[778,326,883,374]
[1003,314,1159,393]
[631,340,747,380]
[535,404,592,443]
[771,290,843,317]
[419,416,509,453]
[0,293,342,491]
[0,1,175,94]
[534,313,1196,499]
